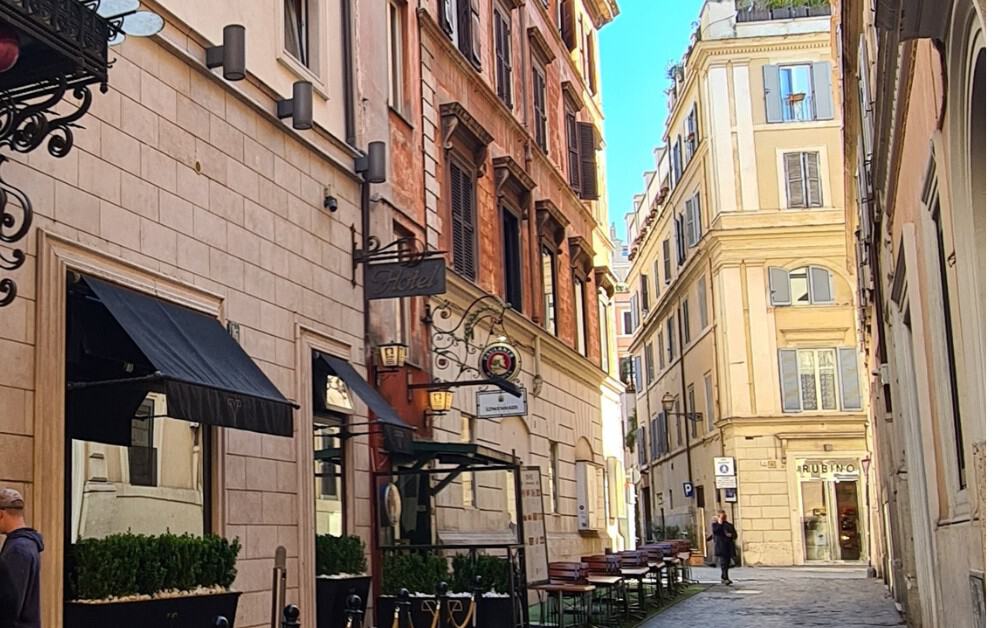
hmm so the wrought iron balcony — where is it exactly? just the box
[736,3,832,23]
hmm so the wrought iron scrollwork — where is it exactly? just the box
[424,294,521,385]
[0,79,94,306]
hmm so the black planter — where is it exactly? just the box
[316,575,371,628]
[376,594,514,628]
[65,591,240,628]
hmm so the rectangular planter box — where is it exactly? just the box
[65,591,240,628]
[315,575,371,628]
[377,595,514,628]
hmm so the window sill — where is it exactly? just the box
[757,119,838,131]
[277,51,330,101]
[389,104,414,129]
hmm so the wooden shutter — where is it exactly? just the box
[450,162,476,279]
[684,202,695,246]
[769,267,791,305]
[838,348,863,410]
[662,238,671,282]
[675,217,685,265]
[691,102,699,147]
[785,152,805,207]
[809,266,833,303]
[560,0,577,50]
[691,193,701,242]
[533,66,547,151]
[804,152,822,206]
[494,10,511,106]
[469,0,482,70]
[812,61,834,120]
[640,274,649,311]
[578,122,598,200]
[440,0,455,35]
[763,64,782,123]
[566,109,580,191]
[778,349,802,412]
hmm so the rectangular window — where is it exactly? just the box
[697,276,708,330]
[502,208,522,311]
[441,0,483,69]
[494,6,513,107]
[574,277,587,355]
[778,348,861,413]
[542,247,557,334]
[671,139,683,185]
[532,62,548,152]
[675,216,687,266]
[684,104,699,157]
[650,415,660,459]
[688,193,702,244]
[779,64,815,121]
[666,316,675,362]
[566,107,580,191]
[662,238,671,283]
[388,1,405,111]
[623,311,633,335]
[681,299,691,345]
[314,419,343,536]
[450,160,477,279]
[619,357,634,388]
[559,0,577,50]
[644,343,654,384]
[634,355,644,392]
[764,62,833,123]
[784,152,823,208]
[284,0,311,67]
[637,425,647,466]
[640,274,650,313]
[703,373,714,432]
[599,291,610,372]
[129,398,157,487]
[653,259,661,298]
[687,383,697,438]
[657,330,666,370]
[549,441,560,513]
[585,31,597,93]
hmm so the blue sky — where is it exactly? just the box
[600,0,705,236]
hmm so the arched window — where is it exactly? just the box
[769,266,834,306]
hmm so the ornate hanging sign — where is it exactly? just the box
[479,337,521,381]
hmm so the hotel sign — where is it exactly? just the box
[365,258,446,300]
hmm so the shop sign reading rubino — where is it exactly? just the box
[796,460,860,482]
[479,338,521,381]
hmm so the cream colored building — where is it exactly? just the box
[624,0,871,566]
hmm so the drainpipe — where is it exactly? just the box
[678,303,694,530]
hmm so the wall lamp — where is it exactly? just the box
[354,141,387,183]
[427,389,455,414]
[661,392,702,421]
[377,342,408,371]
[205,24,245,81]
[277,80,313,130]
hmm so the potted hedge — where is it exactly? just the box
[315,535,371,628]
[65,532,241,628]
[377,552,514,628]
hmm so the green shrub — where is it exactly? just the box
[315,535,368,576]
[381,551,450,595]
[451,554,510,594]
[67,532,240,601]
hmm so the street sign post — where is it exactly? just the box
[714,457,735,477]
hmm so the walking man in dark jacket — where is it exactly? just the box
[0,489,43,628]
[710,509,737,585]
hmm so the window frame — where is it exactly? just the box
[494,3,513,108]
[573,275,588,356]
[782,150,824,209]
[388,0,405,112]
[778,63,815,122]
[532,59,548,152]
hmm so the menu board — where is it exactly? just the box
[520,467,549,585]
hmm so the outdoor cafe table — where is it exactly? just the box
[586,574,624,627]
[618,566,650,619]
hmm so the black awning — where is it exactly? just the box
[67,276,294,441]
[313,352,413,446]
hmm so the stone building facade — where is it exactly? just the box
[839,0,986,626]
[623,0,871,567]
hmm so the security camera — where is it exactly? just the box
[323,187,337,212]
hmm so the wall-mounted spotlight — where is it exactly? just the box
[354,140,387,183]
[277,80,313,130]
[205,25,246,81]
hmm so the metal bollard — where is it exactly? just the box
[345,594,364,627]
[281,604,301,628]
[214,617,230,628]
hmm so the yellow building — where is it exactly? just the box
[623,0,870,566]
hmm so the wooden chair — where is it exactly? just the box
[581,555,624,627]
[614,551,650,619]
[637,546,667,605]
[528,562,595,628]
[665,539,695,584]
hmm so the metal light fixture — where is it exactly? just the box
[277,80,313,130]
[354,140,387,183]
[206,24,246,81]
[661,392,676,413]
[378,342,409,370]
[428,389,454,414]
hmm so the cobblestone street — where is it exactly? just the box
[644,566,904,627]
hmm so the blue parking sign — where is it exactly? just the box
[683,482,694,497]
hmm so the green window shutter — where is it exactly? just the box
[838,347,863,410]
[769,267,791,305]
[763,64,783,123]
[812,61,834,120]
[785,152,806,207]
[578,122,598,199]
[779,349,802,412]
[805,152,823,206]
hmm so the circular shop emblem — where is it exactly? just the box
[480,338,521,381]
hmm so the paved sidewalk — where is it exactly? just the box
[643,566,904,627]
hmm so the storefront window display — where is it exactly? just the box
[797,460,864,562]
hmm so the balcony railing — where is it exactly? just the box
[736,4,832,23]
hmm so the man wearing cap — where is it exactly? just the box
[0,489,43,628]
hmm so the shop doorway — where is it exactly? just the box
[801,477,863,562]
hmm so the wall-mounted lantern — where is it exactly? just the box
[427,389,455,414]
[277,80,313,130]
[378,342,409,370]
[206,24,246,81]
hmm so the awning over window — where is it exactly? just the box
[313,352,413,452]
[67,276,294,444]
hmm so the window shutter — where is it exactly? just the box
[809,266,833,303]
[566,110,580,191]
[469,0,483,70]
[812,61,834,120]
[560,0,577,50]
[778,349,802,412]
[494,11,511,106]
[763,64,783,123]
[838,348,863,410]
[692,193,702,242]
[450,163,476,279]
[662,238,671,282]
[684,203,695,246]
[578,122,598,200]
[533,68,547,151]
[769,267,791,305]
[640,274,649,312]
[440,0,455,35]
[804,152,823,206]
[785,152,805,207]
[691,102,699,146]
